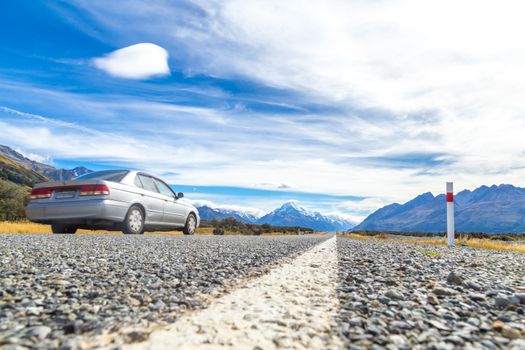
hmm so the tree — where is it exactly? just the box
[213,227,225,235]
[0,180,29,221]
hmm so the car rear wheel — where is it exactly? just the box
[123,205,145,234]
[51,224,77,234]
[183,213,197,235]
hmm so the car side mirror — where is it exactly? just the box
[177,192,184,198]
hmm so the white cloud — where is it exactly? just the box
[93,43,170,79]
[14,147,50,164]
[254,182,293,189]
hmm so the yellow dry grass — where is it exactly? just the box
[460,238,525,253]
[0,221,52,234]
[338,233,377,240]
[340,233,525,254]
[0,221,306,236]
[0,221,208,235]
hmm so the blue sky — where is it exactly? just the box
[2,1,525,221]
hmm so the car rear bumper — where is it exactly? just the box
[26,199,129,223]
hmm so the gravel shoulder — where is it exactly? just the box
[0,234,328,349]
[336,237,525,349]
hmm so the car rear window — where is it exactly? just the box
[134,175,144,188]
[75,170,129,182]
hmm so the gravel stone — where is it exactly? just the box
[515,294,525,304]
[501,327,522,340]
[446,271,464,285]
[495,296,521,309]
[433,287,454,296]
[385,290,404,301]
[24,326,52,340]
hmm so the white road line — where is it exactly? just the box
[126,236,343,350]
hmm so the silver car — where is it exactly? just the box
[26,170,200,235]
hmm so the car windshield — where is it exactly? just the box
[75,170,129,182]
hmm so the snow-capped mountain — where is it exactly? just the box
[256,201,355,231]
[196,205,261,223]
[42,166,93,181]
[196,200,355,231]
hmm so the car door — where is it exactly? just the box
[136,174,165,224]
[153,178,187,226]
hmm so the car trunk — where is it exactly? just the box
[31,180,110,203]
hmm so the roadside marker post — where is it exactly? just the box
[446,182,455,247]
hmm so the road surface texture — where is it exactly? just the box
[1,234,524,349]
[126,237,342,350]
[0,234,328,349]
[337,238,525,350]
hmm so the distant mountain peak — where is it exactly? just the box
[257,201,354,231]
[276,200,309,214]
[280,200,300,209]
[197,200,355,232]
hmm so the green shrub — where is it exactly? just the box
[202,218,314,235]
[0,179,30,221]
[213,227,225,235]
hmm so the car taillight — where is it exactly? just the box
[30,188,52,199]
[79,184,110,196]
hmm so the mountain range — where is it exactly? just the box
[196,205,261,224]
[0,153,50,187]
[8,144,525,233]
[0,145,92,181]
[197,201,355,231]
[353,184,525,233]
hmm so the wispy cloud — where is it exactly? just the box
[61,0,525,176]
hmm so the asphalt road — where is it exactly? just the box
[0,234,328,349]
[1,235,525,350]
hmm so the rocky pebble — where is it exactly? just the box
[0,234,327,349]
[336,238,525,349]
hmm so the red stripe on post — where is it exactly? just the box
[446,192,454,202]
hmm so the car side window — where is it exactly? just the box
[154,179,175,197]
[134,175,144,188]
[138,175,159,193]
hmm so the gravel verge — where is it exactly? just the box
[336,237,525,349]
[0,234,328,349]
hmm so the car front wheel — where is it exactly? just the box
[123,205,145,234]
[183,213,197,235]
[51,224,77,234]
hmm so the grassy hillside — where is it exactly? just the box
[0,155,50,220]
[0,154,50,187]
